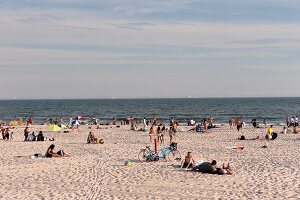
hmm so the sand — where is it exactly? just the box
[0,124,300,200]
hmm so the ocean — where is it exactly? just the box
[0,98,299,125]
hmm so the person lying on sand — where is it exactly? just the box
[46,144,69,158]
[181,152,196,169]
[192,160,235,175]
[217,163,235,175]
[238,135,264,140]
[192,160,217,173]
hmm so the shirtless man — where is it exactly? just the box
[236,118,242,132]
[180,152,196,169]
[87,131,98,143]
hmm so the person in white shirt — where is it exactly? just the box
[290,117,295,127]
[143,117,147,131]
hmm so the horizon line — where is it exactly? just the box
[1,96,300,101]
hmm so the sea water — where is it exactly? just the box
[0,98,299,125]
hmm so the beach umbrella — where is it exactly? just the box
[47,124,62,132]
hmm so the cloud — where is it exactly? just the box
[1,0,300,22]
[0,0,300,98]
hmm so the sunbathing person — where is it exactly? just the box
[192,160,217,173]
[238,135,264,140]
[218,163,235,175]
[45,144,68,158]
[87,131,98,144]
[181,152,196,169]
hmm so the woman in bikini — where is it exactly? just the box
[46,144,69,158]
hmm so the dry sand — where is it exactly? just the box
[0,124,300,200]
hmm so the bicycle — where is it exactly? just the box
[138,142,181,163]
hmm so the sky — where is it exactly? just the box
[0,0,300,99]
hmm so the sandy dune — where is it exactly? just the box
[0,124,300,199]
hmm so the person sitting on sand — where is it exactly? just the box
[46,144,68,158]
[27,132,36,141]
[130,122,137,131]
[87,131,98,144]
[37,131,45,141]
[293,126,298,134]
[281,126,287,134]
[181,152,196,169]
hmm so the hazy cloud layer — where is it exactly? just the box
[0,0,299,98]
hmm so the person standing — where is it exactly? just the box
[149,126,154,143]
[236,118,242,132]
[229,117,235,129]
[25,115,29,125]
[285,115,290,127]
[290,117,295,127]
[156,126,161,143]
[203,118,208,133]
[169,128,175,144]
[28,117,33,125]
[24,127,30,141]
[208,116,213,126]
[160,125,165,144]
[143,117,147,131]
[263,118,267,127]
[295,116,299,127]
[267,125,273,140]
[152,116,157,126]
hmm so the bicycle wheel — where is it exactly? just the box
[138,150,147,162]
[167,150,181,163]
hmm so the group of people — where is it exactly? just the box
[1,126,12,140]
[286,115,299,128]
[149,124,176,144]
[24,127,49,141]
[180,152,234,175]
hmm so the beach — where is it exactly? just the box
[1,124,300,199]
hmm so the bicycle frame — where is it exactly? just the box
[143,146,175,160]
